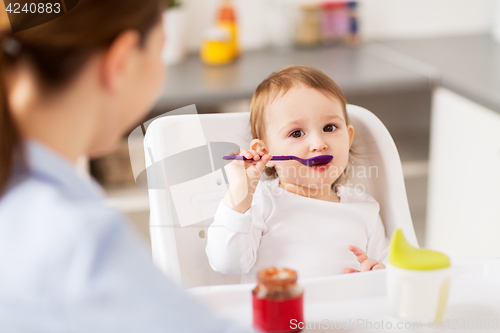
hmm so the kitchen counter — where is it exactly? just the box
[153,44,431,112]
[380,34,500,114]
[154,34,500,115]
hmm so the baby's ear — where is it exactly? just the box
[347,125,355,149]
[250,139,275,167]
[250,139,268,153]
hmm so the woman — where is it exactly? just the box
[0,1,244,332]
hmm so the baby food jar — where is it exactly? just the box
[252,267,304,332]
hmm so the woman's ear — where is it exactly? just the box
[250,139,275,167]
[102,29,141,93]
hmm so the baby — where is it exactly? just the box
[206,65,389,283]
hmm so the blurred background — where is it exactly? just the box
[88,0,500,257]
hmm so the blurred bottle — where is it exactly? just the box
[161,0,187,65]
[321,2,347,45]
[295,3,321,48]
[320,2,336,45]
[200,27,234,65]
[334,2,350,44]
[320,1,353,46]
[201,0,239,65]
[347,1,359,45]
[217,0,239,57]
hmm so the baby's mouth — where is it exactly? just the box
[310,163,330,171]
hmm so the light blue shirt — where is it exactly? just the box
[0,140,246,333]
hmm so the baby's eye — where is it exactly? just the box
[290,130,304,138]
[324,124,338,132]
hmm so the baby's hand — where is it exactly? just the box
[222,148,272,214]
[342,245,385,274]
[224,148,272,192]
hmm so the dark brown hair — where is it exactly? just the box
[0,0,163,195]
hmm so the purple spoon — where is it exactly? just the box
[223,154,333,166]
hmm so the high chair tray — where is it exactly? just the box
[188,257,500,332]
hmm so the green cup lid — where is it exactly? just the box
[389,229,450,270]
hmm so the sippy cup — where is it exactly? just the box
[386,229,451,322]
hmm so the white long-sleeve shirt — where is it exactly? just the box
[206,177,390,284]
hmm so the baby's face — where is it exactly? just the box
[261,85,354,194]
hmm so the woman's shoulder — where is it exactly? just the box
[0,176,130,270]
[1,176,124,234]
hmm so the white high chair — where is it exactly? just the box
[144,104,418,289]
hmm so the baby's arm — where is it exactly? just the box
[206,198,267,275]
[206,148,272,275]
[365,214,390,264]
[343,214,389,273]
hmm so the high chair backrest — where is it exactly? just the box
[144,104,418,289]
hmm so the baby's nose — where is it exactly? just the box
[309,136,328,152]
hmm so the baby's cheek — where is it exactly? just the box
[334,150,350,169]
[328,165,343,179]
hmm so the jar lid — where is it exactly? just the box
[257,267,297,287]
[389,229,450,270]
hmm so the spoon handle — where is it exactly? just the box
[222,155,293,161]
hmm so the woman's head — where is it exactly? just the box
[0,0,165,193]
[249,65,355,195]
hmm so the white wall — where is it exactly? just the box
[179,0,496,53]
[360,0,495,40]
